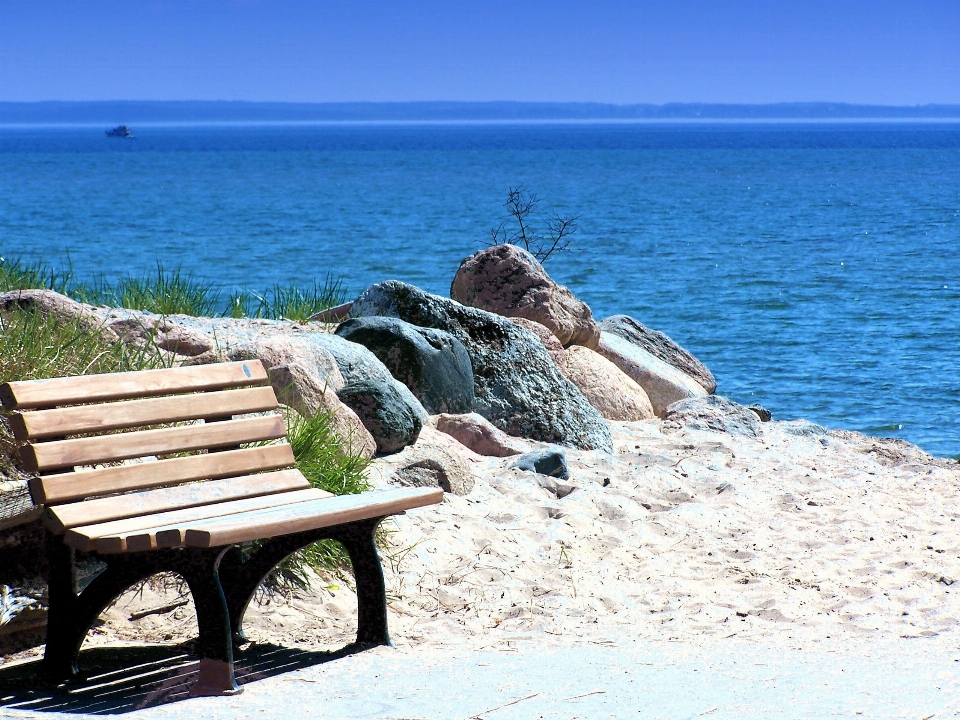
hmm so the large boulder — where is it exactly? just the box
[509,317,566,371]
[337,379,424,454]
[335,317,474,415]
[450,245,600,349]
[435,412,530,458]
[351,281,612,452]
[561,346,654,421]
[601,315,716,394]
[596,331,707,417]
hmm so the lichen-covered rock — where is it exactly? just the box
[335,316,474,415]
[337,379,424,454]
[509,317,566,371]
[450,244,600,348]
[596,331,707,417]
[435,412,530,458]
[601,315,716,393]
[561,345,654,421]
[352,281,612,452]
[663,395,761,438]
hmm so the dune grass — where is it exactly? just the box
[0,308,169,478]
[267,410,373,591]
[256,275,347,322]
[0,256,347,321]
[0,256,73,295]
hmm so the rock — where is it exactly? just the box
[663,395,761,438]
[561,345,654,421]
[366,440,475,496]
[601,315,717,394]
[536,475,577,499]
[509,317,566,370]
[391,445,475,496]
[511,447,570,480]
[781,419,830,437]
[747,404,772,422]
[309,301,352,323]
[450,244,600,348]
[337,380,424,454]
[268,363,376,459]
[335,316,474,415]
[435,412,530,458]
[417,424,485,463]
[596,331,707,417]
[352,281,612,452]
[0,289,117,339]
[5,295,427,456]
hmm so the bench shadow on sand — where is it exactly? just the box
[0,641,365,714]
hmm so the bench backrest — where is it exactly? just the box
[1,361,305,537]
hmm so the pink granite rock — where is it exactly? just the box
[450,244,600,348]
[435,412,530,458]
[561,346,655,421]
[596,331,707,417]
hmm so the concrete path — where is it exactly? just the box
[3,634,958,719]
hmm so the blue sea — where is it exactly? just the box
[1,122,958,457]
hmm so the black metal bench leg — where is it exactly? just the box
[338,518,391,647]
[179,547,242,697]
[41,540,82,683]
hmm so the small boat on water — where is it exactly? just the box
[105,125,133,138]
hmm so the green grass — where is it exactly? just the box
[0,256,73,295]
[0,309,167,385]
[266,410,373,592]
[0,308,168,476]
[0,256,348,322]
[255,275,347,322]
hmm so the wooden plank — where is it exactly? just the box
[19,415,285,473]
[0,361,267,411]
[11,386,279,441]
[47,468,310,534]
[179,487,444,548]
[33,444,295,505]
[69,487,332,554]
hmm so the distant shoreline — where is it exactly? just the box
[3,100,960,125]
[5,118,960,130]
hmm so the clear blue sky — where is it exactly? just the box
[1,0,958,104]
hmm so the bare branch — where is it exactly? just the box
[486,186,579,263]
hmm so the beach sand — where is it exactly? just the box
[40,416,956,661]
[5,416,959,718]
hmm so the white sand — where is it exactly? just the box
[66,417,959,661]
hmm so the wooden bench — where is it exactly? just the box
[0,360,442,696]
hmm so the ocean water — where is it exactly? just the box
[1,123,959,457]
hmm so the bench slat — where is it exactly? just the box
[68,486,332,553]
[33,444,296,505]
[10,386,279,442]
[19,415,286,473]
[47,468,310,534]
[0,361,267,411]
[176,487,444,548]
